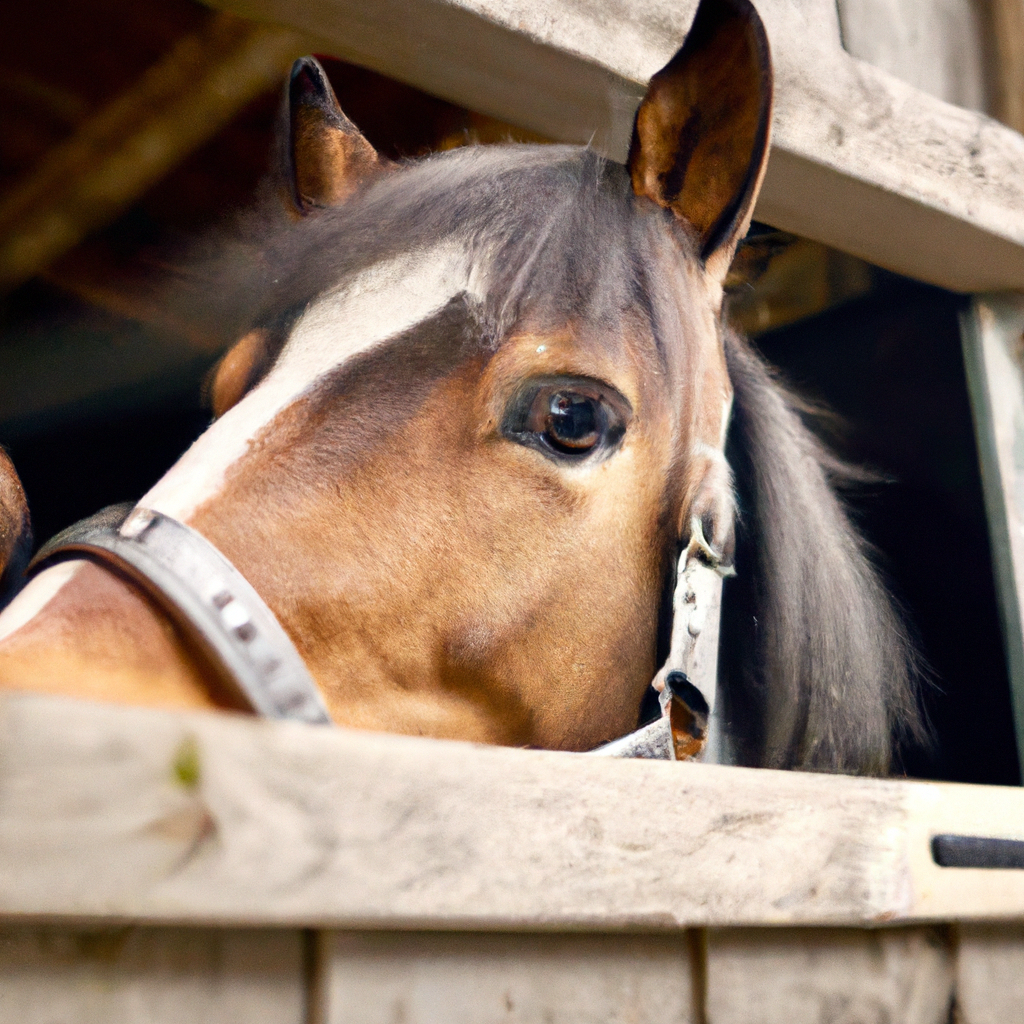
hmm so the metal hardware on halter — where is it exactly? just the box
[589,515,732,763]
[589,671,709,760]
[28,504,331,725]
[27,504,725,759]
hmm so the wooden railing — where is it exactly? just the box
[1,692,1023,1022]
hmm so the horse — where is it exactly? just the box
[0,0,919,774]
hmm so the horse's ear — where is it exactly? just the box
[208,329,269,418]
[628,0,772,281]
[282,56,385,214]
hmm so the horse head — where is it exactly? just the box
[0,0,919,772]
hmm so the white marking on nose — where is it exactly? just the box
[142,240,481,521]
[0,562,82,643]
[536,345,546,353]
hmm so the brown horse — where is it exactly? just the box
[0,0,919,773]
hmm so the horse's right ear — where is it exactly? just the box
[281,56,385,214]
[628,0,772,283]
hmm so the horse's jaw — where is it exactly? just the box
[0,561,220,711]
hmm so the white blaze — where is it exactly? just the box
[143,240,479,521]
[0,240,482,641]
[0,562,82,642]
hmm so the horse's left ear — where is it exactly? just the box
[207,329,269,418]
[282,56,386,214]
[628,0,772,281]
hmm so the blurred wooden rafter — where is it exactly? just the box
[0,12,312,293]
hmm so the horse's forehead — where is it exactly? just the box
[277,239,478,385]
[143,240,480,521]
[143,199,713,523]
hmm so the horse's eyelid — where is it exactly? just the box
[510,377,631,413]
[500,383,629,462]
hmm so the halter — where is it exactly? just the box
[28,505,330,725]
[27,505,726,760]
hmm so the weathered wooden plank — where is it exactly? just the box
[202,0,1024,293]
[836,0,987,111]
[955,924,1024,1024]
[1,694,1024,927]
[0,925,305,1024]
[959,294,1024,778]
[705,927,954,1024]
[314,931,694,1024]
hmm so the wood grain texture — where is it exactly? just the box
[960,295,1024,780]
[2,694,1024,927]
[955,924,1024,1024]
[706,927,954,1024]
[0,925,305,1024]
[200,0,1024,292]
[315,931,694,1024]
[836,0,988,111]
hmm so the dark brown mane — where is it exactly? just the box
[721,331,924,773]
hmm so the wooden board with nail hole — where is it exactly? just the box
[1,692,1024,927]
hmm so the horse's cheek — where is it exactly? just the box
[451,456,663,749]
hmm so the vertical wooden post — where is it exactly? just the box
[960,294,1024,779]
[987,0,1024,134]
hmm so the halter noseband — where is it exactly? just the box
[27,505,722,760]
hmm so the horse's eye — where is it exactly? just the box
[538,392,601,453]
[505,379,630,461]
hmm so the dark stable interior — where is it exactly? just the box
[754,274,1019,785]
[0,0,1018,785]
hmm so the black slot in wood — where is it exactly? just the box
[931,834,1024,868]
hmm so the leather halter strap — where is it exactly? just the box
[28,504,331,725]
[26,505,709,759]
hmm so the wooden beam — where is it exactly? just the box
[0,13,311,293]
[960,295,1024,781]
[988,0,1024,135]
[202,0,1024,292]
[3,693,1024,927]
